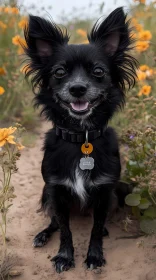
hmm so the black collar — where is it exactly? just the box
[55,125,106,143]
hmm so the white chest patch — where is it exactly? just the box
[49,168,114,204]
[73,167,87,202]
[49,167,87,203]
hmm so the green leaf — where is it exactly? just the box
[144,207,156,219]
[138,198,151,210]
[140,219,156,235]
[125,193,141,206]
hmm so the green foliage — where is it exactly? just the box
[0,124,25,247]
[140,219,156,235]
[109,1,156,235]
[122,128,156,234]
[125,194,141,206]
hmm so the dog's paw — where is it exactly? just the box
[52,254,75,273]
[33,231,49,247]
[85,255,106,270]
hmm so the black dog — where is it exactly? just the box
[24,7,137,273]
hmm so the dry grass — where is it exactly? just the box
[0,252,15,280]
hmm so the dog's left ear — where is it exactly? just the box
[88,7,131,56]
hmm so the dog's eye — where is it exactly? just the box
[93,67,105,77]
[54,68,67,79]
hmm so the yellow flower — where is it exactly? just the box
[4,7,11,13]
[16,143,25,150]
[11,7,19,14]
[0,67,6,75]
[0,21,7,30]
[12,35,21,46]
[0,127,17,147]
[137,71,146,81]
[140,65,149,71]
[0,86,5,95]
[18,18,28,29]
[131,18,143,32]
[76,29,87,38]
[134,0,146,3]
[146,69,154,78]
[136,41,149,52]
[138,30,152,41]
[138,85,151,97]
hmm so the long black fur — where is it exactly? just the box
[24,7,138,273]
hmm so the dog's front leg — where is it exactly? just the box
[51,186,74,273]
[85,185,113,270]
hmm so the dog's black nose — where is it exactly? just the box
[69,83,87,97]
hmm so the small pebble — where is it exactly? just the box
[9,269,22,277]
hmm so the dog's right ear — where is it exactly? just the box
[24,15,69,62]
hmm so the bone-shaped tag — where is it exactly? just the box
[79,157,94,170]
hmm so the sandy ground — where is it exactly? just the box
[6,123,156,280]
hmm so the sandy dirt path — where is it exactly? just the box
[7,123,156,280]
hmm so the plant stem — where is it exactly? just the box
[0,144,13,244]
[0,222,6,247]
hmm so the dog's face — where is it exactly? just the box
[24,8,137,127]
[48,43,112,120]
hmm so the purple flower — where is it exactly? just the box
[129,135,134,140]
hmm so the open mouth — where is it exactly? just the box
[70,101,89,112]
[61,97,102,114]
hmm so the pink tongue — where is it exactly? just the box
[70,101,89,111]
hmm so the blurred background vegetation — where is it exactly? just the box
[0,0,155,129]
[0,0,156,230]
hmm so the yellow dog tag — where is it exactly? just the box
[81,143,93,155]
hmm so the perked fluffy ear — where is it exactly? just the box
[36,39,53,57]
[88,7,138,90]
[24,15,69,59]
[88,7,130,56]
[23,16,69,91]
